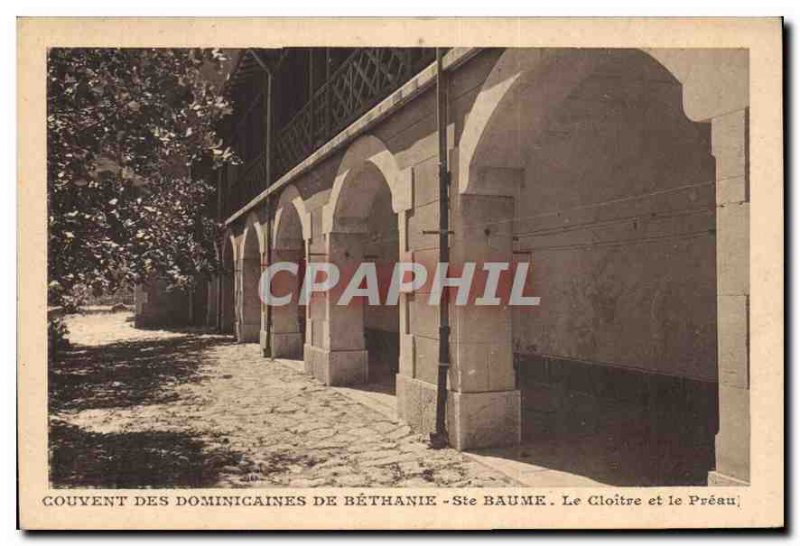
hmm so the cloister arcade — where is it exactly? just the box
[178,47,749,485]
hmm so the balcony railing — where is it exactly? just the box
[224,47,436,218]
[274,48,436,178]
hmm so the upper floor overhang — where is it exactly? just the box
[222,47,479,227]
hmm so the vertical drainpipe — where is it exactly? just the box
[431,48,451,449]
[249,49,276,356]
[263,192,272,358]
[262,57,274,358]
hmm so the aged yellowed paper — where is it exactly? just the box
[19,17,783,529]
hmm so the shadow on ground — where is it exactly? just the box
[49,420,242,488]
[480,431,712,487]
[134,322,225,335]
[473,403,715,487]
[48,329,250,488]
[49,334,229,413]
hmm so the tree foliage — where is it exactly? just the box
[47,48,236,313]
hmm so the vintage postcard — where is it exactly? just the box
[18,17,783,530]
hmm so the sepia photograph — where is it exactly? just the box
[17,16,784,530]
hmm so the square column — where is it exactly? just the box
[233,259,244,340]
[709,108,750,485]
[395,163,522,450]
[236,253,262,343]
[304,231,368,385]
[447,190,521,450]
[396,162,444,435]
[266,247,305,359]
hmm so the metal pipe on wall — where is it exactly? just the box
[262,194,272,358]
[247,49,277,356]
[262,56,274,357]
[431,48,451,450]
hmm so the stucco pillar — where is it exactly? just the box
[445,183,521,450]
[237,252,262,342]
[233,257,244,340]
[392,167,440,434]
[304,230,324,378]
[268,246,305,359]
[395,159,521,450]
[304,230,369,386]
[395,208,416,383]
[708,108,750,486]
[325,231,370,384]
[646,48,750,485]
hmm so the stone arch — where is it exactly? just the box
[448,47,728,479]
[270,184,309,359]
[644,49,749,122]
[219,231,236,335]
[274,184,311,244]
[305,134,404,387]
[238,212,263,342]
[459,47,749,195]
[322,134,411,235]
[242,211,266,256]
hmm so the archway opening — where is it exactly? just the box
[220,238,235,335]
[333,161,400,392]
[240,225,262,342]
[271,201,306,359]
[469,49,718,485]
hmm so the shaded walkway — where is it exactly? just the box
[50,311,513,488]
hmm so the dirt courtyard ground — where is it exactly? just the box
[49,310,516,488]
